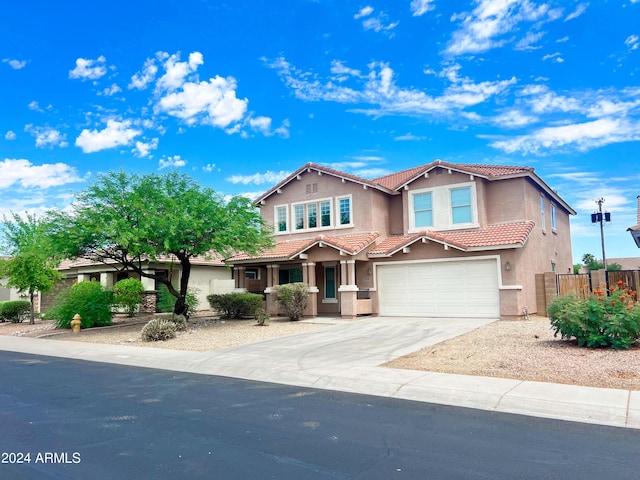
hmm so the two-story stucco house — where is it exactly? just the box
[228,160,575,319]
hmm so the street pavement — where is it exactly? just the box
[0,316,638,429]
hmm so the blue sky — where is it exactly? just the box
[1,0,639,263]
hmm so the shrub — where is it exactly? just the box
[549,282,640,349]
[170,314,188,332]
[157,284,199,316]
[276,283,309,321]
[141,318,177,341]
[254,307,270,326]
[113,278,145,316]
[207,293,263,319]
[0,300,31,323]
[45,281,113,329]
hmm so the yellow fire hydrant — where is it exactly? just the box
[71,314,82,333]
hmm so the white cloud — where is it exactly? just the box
[394,133,427,141]
[69,56,108,80]
[155,51,204,93]
[0,159,83,189]
[100,83,122,96]
[129,57,159,90]
[542,52,564,63]
[28,101,43,112]
[354,6,374,19]
[410,0,436,16]
[625,34,639,51]
[489,118,640,154]
[514,31,546,50]
[156,74,248,128]
[25,125,68,148]
[565,2,589,21]
[5,131,16,140]
[246,116,290,138]
[2,58,27,69]
[492,109,538,127]
[75,119,141,153]
[132,138,159,158]
[226,170,290,185]
[354,6,399,35]
[202,163,216,172]
[266,57,515,118]
[446,0,560,55]
[158,155,187,169]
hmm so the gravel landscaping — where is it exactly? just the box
[2,313,639,391]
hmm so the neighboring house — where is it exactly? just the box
[42,255,234,313]
[605,257,640,271]
[628,195,640,248]
[0,256,35,308]
[228,160,576,319]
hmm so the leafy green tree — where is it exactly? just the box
[581,253,604,271]
[113,278,145,316]
[49,170,272,316]
[0,213,62,324]
[607,262,622,271]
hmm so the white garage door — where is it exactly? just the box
[377,259,499,318]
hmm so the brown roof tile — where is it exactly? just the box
[368,221,535,256]
[228,232,380,262]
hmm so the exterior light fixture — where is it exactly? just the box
[504,261,511,271]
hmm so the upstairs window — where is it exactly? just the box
[551,204,557,230]
[413,192,433,228]
[320,201,331,227]
[294,205,305,230]
[540,196,546,231]
[276,206,288,232]
[338,196,352,225]
[451,187,472,224]
[307,203,317,228]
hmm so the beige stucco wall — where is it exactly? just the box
[260,170,396,240]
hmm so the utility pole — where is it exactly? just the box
[591,198,611,270]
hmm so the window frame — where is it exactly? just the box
[336,194,353,228]
[408,182,478,232]
[550,203,557,231]
[274,205,289,233]
[323,264,337,303]
[413,191,433,229]
[450,186,473,225]
[540,196,546,232]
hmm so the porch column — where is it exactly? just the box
[100,272,115,289]
[302,262,318,317]
[77,273,90,283]
[140,269,156,314]
[265,264,280,316]
[338,260,358,319]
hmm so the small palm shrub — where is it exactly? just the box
[45,281,113,329]
[276,283,309,321]
[548,282,640,349]
[113,278,145,316]
[141,318,177,341]
[0,300,31,323]
[207,293,263,319]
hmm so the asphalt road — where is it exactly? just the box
[1,351,638,480]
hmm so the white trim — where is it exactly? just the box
[274,204,289,234]
[371,255,509,291]
[338,285,359,292]
[335,194,354,228]
[408,181,479,233]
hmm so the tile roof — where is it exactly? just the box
[368,221,535,256]
[57,253,226,271]
[372,160,533,191]
[228,232,380,263]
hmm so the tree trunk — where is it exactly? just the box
[172,256,192,318]
[29,289,35,325]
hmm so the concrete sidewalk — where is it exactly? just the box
[1,316,638,430]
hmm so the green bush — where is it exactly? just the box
[254,307,270,326]
[113,278,145,316]
[170,314,188,332]
[157,284,199,316]
[141,318,177,341]
[45,281,113,329]
[0,300,31,323]
[276,283,309,321]
[549,283,640,349]
[207,292,263,319]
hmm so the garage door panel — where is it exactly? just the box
[378,260,499,318]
